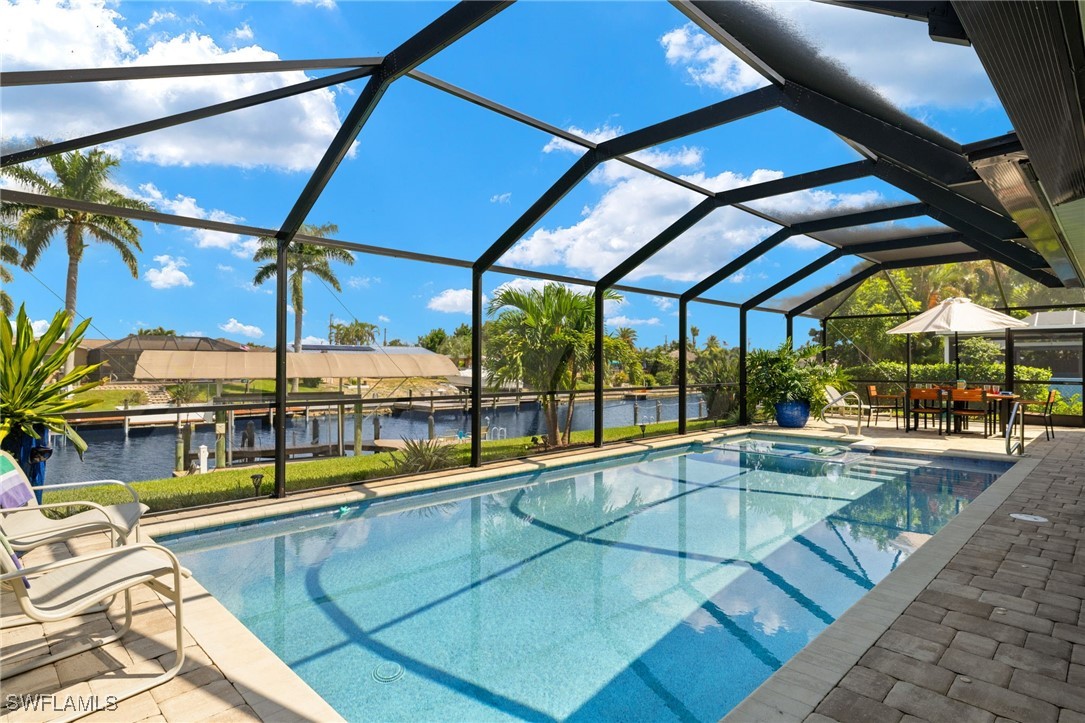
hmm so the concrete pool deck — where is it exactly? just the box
[1,422,1078,721]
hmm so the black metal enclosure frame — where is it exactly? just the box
[1,0,1075,496]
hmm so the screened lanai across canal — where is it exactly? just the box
[2,0,1084,492]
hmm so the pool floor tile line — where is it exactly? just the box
[722,430,1085,723]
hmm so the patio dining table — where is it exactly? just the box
[905,387,1020,437]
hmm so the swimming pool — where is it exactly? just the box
[163,435,1013,722]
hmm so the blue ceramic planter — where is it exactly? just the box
[774,401,810,428]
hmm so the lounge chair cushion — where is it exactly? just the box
[2,501,149,548]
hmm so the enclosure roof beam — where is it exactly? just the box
[595,160,875,289]
[0,57,384,87]
[871,161,1060,286]
[595,85,784,158]
[680,202,928,303]
[1,66,378,168]
[787,252,985,317]
[409,70,720,200]
[742,232,967,311]
[278,1,510,244]
[779,83,976,187]
[474,85,783,273]
[3,188,779,312]
[682,229,794,303]
[742,251,845,311]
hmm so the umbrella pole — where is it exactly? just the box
[955,331,960,379]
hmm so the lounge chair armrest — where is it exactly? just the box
[29,479,141,505]
[0,542,185,583]
[2,501,131,538]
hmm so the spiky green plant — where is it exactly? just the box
[0,305,103,455]
[385,437,456,475]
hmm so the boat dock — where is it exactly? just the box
[181,439,412,469]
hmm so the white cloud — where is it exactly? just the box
[347,275,379,289]
[661,7,997,110]
[182,329,206,336]
[660,24,770,94]
[301,335,327,345]
[229,23,253,41]
[30,319,50,337]
[136,10,177,30]
[138,183,258,257]
[651,296,675,312]
[237,280,271,295]
[427,288,478,315]
[293,0,336,8]
[2,0,347,170]
[377,314,390,323]
[607,315,660,327]
[502,165,778,282]
[542,123,621,155]
[490,192,512,204]
[145,254,194,289]
[218,317,263,339]
[216,264,234,273]
[502,144,879,282]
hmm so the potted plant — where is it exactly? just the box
[0,306,103,499]
[746,340,841,428]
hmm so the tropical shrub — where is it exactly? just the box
[747,340,843,419]
[386,437,457,474]
[0,306,103,455]
[122,390,148,406]
[166,382,202,405]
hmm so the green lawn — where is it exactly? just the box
[42,418,730,514]
[75,389,144,412]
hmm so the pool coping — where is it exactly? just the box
[143,427,796,538]
[719,445,1039,722]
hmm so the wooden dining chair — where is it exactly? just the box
[1019,389,1057,440]
[949,388,987,434]
[907,388,944,434]
[866,385,900,429]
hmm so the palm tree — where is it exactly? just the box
[614,327,637,349]
[486,284,621,446]
[0,220,21,316]
[690,325,699,351]
[252,223,354,391]
[2,145,151,371]
[329,320,378,346]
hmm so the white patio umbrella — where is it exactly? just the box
[886,297,1028,378]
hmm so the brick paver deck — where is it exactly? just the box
[733,430,1085,723]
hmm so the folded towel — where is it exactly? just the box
[0,456,33,509]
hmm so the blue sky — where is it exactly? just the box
[2,0,1012,350]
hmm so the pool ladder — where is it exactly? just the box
[819,391,864,436]
[1005,401,1025,455]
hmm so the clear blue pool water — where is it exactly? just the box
[163,435,1012,722]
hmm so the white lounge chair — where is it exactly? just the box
[0,532,187,721]
[822,385,867,433]
[0,451,148,552]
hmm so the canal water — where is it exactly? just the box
[45,394,709,484]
